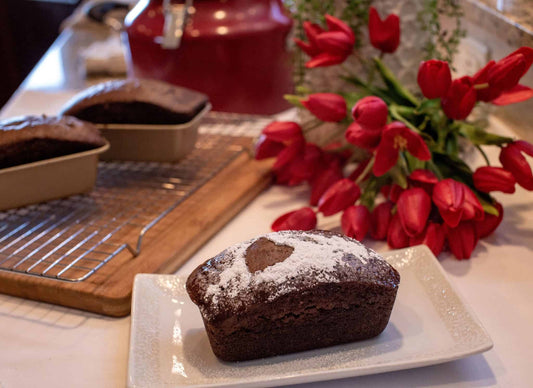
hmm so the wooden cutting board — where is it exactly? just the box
[0,137,273,317]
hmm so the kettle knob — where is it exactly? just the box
[160,0,193,49]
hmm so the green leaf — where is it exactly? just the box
[341,91,367,109]
[295,85,313,95]
[458,123,513,145]
[373,58,419,107]
[283,94,303,107]
[416,98,440,113]
[405,152,426,171]
[388,165,408,189]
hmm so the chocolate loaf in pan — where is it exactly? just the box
[60,78,208,125]
[0,115,106,169]
[186,230,400,361]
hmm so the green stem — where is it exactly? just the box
[399,152,411,175]
[355,157,375,185]
[389,104,421,133]
[475,145,491,166]
[426,159,444,180]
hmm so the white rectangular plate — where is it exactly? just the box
[128,245,492,387]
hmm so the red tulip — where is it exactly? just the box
[273,140,305,185]
[272,207,317,231]
[488,51,530,92]
[309,160,343,206]
[500,47,533,79]
[388,184,404,203]
[432,179,465,227]
[273,140,304,171]
[461,185,485,221]
[294,22,323,57]
[351,96,389,130]
[370,201,394,240]
[373,122,431,176]
[473,47,533,103]
[410,222,446,256]
[341,205,371,241]
[441,76,477,120]
[473,166,516,193]
[473,60,502,102]
[368,7,400,53]
[396,188,431,237]
[255,135,285,160]
[387,214,410,249]
[491,84,533,106]
[298,15,355,68]
[286,143,323,185]
[345,122,382,150]
[446,221,479,260]
[499,140,533,190]
[318,179,361,216]
[417,60,452,99]
[262,121,303,143]
[475,202,504,238]
[301,93,347,122]
[408,169,439,195]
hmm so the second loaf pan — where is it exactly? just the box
[96,103,211,162]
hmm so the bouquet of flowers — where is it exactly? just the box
[255,8,533,259]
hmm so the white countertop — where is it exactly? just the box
[1,28,533,387]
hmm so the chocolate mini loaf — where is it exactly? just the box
[186,230,400,361]
[60,78,208,125]
[0,115,106,169]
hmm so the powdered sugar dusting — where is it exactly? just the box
[202,231,383,313]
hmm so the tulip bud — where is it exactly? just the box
[396,188,432,237]
[341,205,371,241]
[345,122,382,150]
[287,143,323,185]
[351,96,388,130]
[271,207,317,231]
[461,185,485,221]
[294,22,323,57]
[309,160,343,206]
[441,76,477,120]
[473,166,516,193]
[388,184,404,203]
[408,169,439,195]
[254,135,285,160]
[499,140,533,190]
[446,221,479,260]
[370,201,394,240]
[387,214,410,249]
[301,93,347,122]
[417,60,452,99]
[410,222,446,256]
[262,121,303,143]
[432,179,465,227]
[475,202,504,238]
[318,179,361,216]
[368,7,400,53]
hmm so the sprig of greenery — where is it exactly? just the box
[417,0,466,66]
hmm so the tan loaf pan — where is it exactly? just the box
[97,103,211,162]
[0,142,109,211]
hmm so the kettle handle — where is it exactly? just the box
[160,0,193,49]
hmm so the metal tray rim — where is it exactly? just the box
[95,103,212,131]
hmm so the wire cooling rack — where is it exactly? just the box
[0,113,269,283]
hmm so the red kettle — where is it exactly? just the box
[123,0,294,114]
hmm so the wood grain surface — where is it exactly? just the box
[0,149,273,317]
